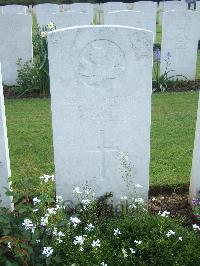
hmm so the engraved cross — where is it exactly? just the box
[86,130,118,180]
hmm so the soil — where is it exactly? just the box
[149,185,198,227]
[3,80,200,99]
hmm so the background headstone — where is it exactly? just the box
[134,1,157,39]
[2,5,27,14]
[104,10,155,41]
[49,11,92,29]
[0,14,33,85]
[103,2,127,12]
[190,94,200,201]
[48,25,153,202]
[160,10,199,80]
[33,3,60,27]
[0,64,12,208]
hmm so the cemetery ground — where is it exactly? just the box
[5,92,199,221]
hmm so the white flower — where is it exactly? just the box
[22,219,35,233]
[158,210,170,217]
[40,174,55,183]
[134,240,142,245]
[36,239,40,243]
[53,227,65,243]
[120,196,128,201]
[193,224,200,231]
[73,187,82,194]
[42,246,53,257]
[73,235,86,246]
[56,196,63,203]
[70,217,81,228]
[47,207,57,215]
[41,31,47,38]
[100,262,107,266]
[33,197,41,206]
[91,239,101,248]
[122,248,128,258]
[134,198,144,204]
[178,237,183,241]
[114,228,121,236]
[166,230,176,237]
[82,199,91,206]
[130,248,136,254]
[41,216,49,226]
[85,223,95,231]
[129,203,137,209]
[7,242,11,249]
[135,184,143,188]
[33,209,39,213]
[151,197,156,202]
[47,22,55,30]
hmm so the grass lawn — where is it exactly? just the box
[4,91,199,188]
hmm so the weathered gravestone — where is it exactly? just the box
[2,5,27,14]
[159,1,186,25]
[134,1,157,39]
[71,3,94,13]
[160,10,199,80]
[104,10,155,42]
[49,11,92,29]
[0,14,33,85]
[0,64,12,208]
[48,25,153,202]
[33,3,60,27]
[190,94,200,202]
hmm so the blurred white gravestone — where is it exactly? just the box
[134,1,157,39]
[0,64,12,208]
[160,10,199,80]
[50,11,92,29]
[2,5,27,14]
[159,1,186,25]
[48,25,153,202]
[103,2,127,12]
[71,3,94,13]
[190,94,200,201]
[0,14,33,85]
[104,10,155,41]
[33,3,60,27]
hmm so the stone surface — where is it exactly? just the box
[33,3,60,27]
[48,25,153,202]
[103,2,127,12]
[160,10,199,80]
[0,64,12,208]
[50,11,92,29]
[71,3,94,13]
[104,10,155,41]
[0,14,33,85]
[159,1,186,25]
[2,5,27,14]
[134,1,157,39]
[190,93,200,201]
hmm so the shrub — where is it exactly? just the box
[0,174,200,265]
[16,16,56,97]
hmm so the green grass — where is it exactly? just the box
[4,91,199,188]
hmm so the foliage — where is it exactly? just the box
[16,19,56,97]
[153,47,188,92]
[0,175,200,265]
[192,191,200,221]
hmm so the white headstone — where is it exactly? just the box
[104,10,155,41]
[2,5,27,14]
[0,14,33,85]
[190,94,200,201]
[103,2,127,12]
[48,25,153,202]
[160,10,199,80]
[159,1,186,25]
[33,3,60,27]
[49,11,92,29]
[71,3,94,13]
[134,1,157,38]
[0,64,12,208]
